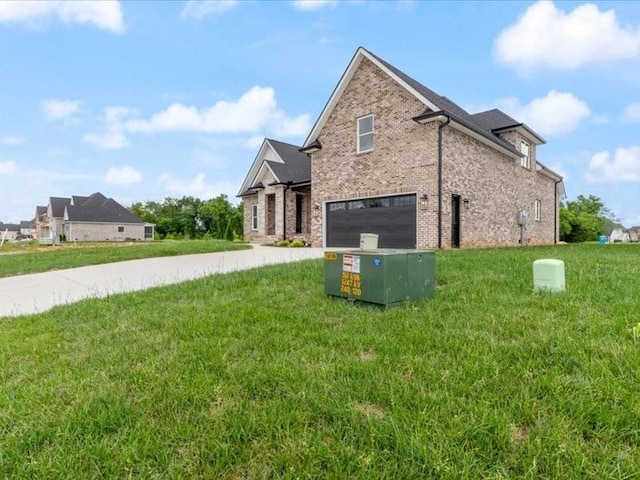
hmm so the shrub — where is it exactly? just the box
[290,240,305,248]
[276,239,290,247]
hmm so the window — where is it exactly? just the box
[251,204,258,231]
[117,226,125,233]
[534,200,541,221]
[520,141,530,169]
[357,114,374,153]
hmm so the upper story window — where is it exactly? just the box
[520,141,530,169]
[251,204,258,231]
[534,200,541,221]
[117,226,125,233]
[357,114,374,153]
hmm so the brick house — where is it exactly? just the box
[241,47,564,249]
[238,138,311,243]
[36,192,153,242]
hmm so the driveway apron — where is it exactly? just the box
[0,245,324,318]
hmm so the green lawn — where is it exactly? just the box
[0,239,250,278]
[1,244,639,478]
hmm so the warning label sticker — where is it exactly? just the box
[342,254,360,273]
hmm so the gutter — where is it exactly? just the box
[438,116,451,249]
[554,179,562,244]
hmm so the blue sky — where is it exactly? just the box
[1,0,639,226]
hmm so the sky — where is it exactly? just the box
[1,0,639,227]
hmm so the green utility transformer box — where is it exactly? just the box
[324,250,436,308]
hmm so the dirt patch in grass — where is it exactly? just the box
[352,402,385,420]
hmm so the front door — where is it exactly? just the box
[451,195,460,248]
[295,194,303,234]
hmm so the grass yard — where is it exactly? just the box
[1,243,639,478]
[0,239,250,278]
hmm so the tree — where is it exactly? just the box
[128,195,243,240]
[560,194,610,242]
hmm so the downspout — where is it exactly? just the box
[554,179,562,244]
[438,116,451,249]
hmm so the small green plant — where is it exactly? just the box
[290,239,305,248]
[276,239,290,247]
[633,322,640,342]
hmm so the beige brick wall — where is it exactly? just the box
[242,186,312,244]
[64,222,146,241]
[310,57,439,248]
[309,56,559,248]
[441,126,557,248]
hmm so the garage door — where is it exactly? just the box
[326,194,416,248]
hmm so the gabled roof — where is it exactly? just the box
[64,192,144,224]
[49,196,71,218]
[471,109,546,144]
[302,47,543,159]
[237,138,310,197]
[71,195,90,206]
[20,220,34,229]
[0,222,20,231]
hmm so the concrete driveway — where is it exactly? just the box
[0,245,325,318]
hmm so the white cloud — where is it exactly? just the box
[494,1,640,71]
[84,131,128,149]
[586,146,640,183]
[125,86,311,137]
[291,0,338,10]
[42,98,81,121]
[84,106,132,149]
[103,166,142,186]
[158,173,238,200]
[622,103,640,123]
[180,0,238,19]
[244,135,265,149]
[0,135,25,146]
[0,0,125,33]
[0,160,17,174]
[497,90,590,136]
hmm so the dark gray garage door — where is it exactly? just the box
[326,194,416,248]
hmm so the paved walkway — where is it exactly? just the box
[0,245,325,318]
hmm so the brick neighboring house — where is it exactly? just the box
[36,192,153,242]
[239,47,564,249]
[238,138,311,243]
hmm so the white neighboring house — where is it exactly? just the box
[609,228,630,243]
[0,223,20,241]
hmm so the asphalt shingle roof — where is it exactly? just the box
[363,49,524,156]
[65,192,144,224]
[266,138,311,185]
[470,109,521,131]
[50,197,71,218]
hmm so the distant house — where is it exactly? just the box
[35,192,153,242]
[609,228,630,243]
[34,205,48,238]
[20,220,36,237]
[0,222,20,241]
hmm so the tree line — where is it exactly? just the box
[130,195,243,240]
[560,194,625,242]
